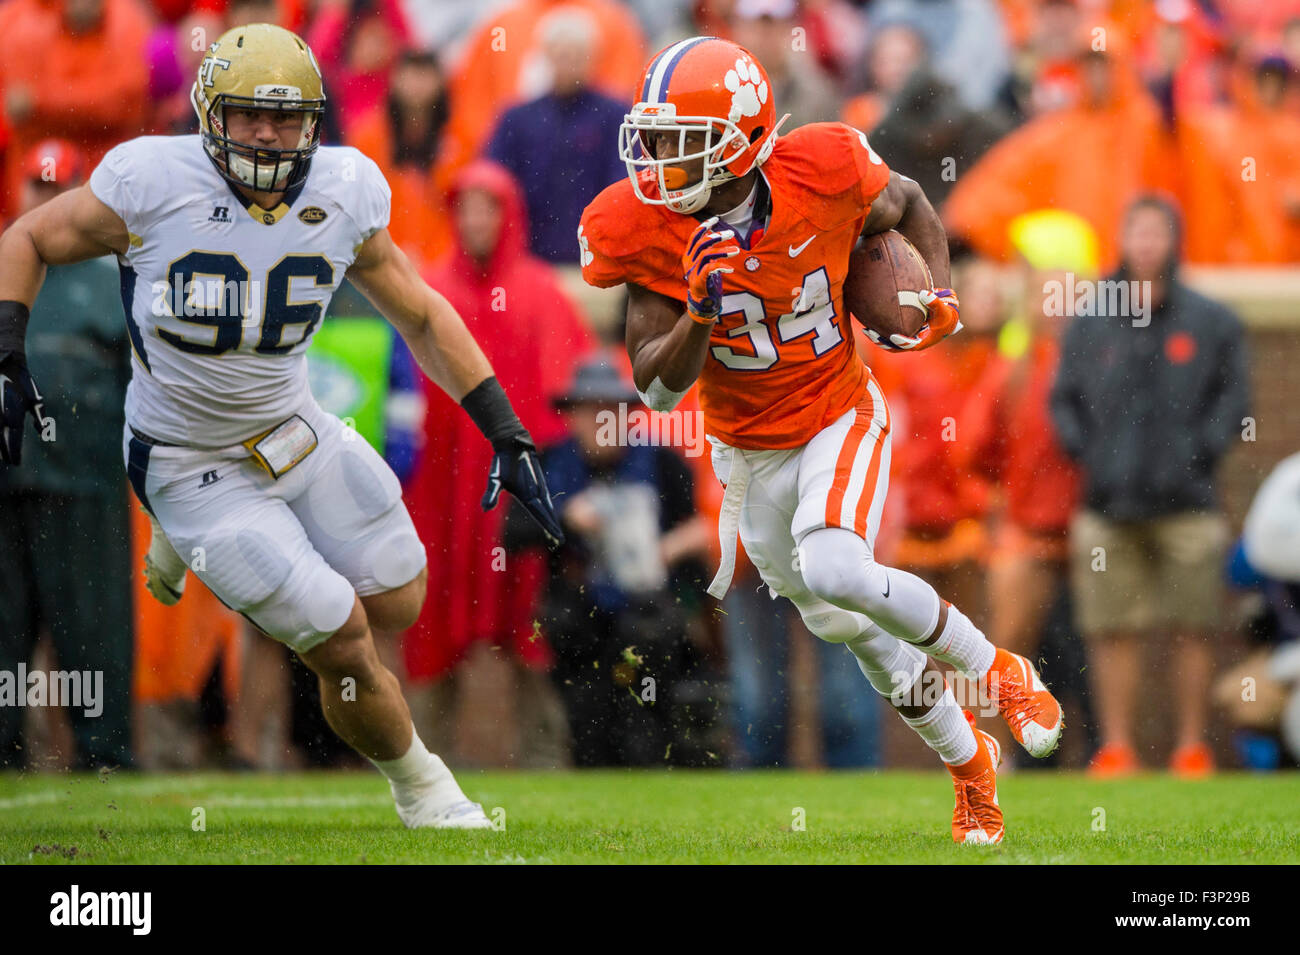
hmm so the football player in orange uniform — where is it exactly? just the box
[580,37,1064,844]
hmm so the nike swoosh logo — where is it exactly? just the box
[788,235,816,257]
[881,573,890,598]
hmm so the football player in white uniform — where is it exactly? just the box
[0,24,563,828]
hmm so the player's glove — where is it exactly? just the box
[682,216,740,324]
[462,376,565,549]
[0,301,45,467]
[481,436,564,549]
[864,288,963,352]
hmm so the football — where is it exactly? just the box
[845,229,933,343]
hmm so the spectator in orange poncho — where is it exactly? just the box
[954,215,1089,754]
[0,0,151,220]
[402,160,593,763]
[131,504,243,768]
[943,48,1170,272]
[346,49,457,274]
[442,0,644,181]
[1177,57,1300,264]
[869,270,1004,619]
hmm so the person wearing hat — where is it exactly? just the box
[510,354,717,766]
[0,140,135,768]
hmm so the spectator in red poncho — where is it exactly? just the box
[402,160,593,764]
[306,0,411,141]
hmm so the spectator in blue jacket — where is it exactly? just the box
[484,6,627,265]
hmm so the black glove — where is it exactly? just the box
[482,435,564,549]
[0,301,44,467]
[462,376,564,549]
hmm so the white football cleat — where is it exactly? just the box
[143,509,187,605]
[391,756,494,830]
[400,798,494,830]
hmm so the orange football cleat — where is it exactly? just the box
[985,648,1064,758]
[1169,743,1215,778]
[1088,742,1141,777]
[948,710,1004,845]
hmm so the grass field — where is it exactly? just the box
[1,769,1298,864]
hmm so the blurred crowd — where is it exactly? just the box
[2,0,1299,775]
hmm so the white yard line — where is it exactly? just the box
[203,794,390,809]
[0,792,64,810]
[0,782,391,811]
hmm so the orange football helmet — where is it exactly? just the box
[619,36,791,214]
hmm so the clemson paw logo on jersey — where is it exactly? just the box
[724,57,768,123]
[577,223,594,267]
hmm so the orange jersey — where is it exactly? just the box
[579,123,891,450]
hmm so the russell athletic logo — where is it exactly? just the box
[50,885,151,935]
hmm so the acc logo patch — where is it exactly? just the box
[298,206,328,225]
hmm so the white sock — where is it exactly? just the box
[926,604,996,677]
[902,687,977,765]
[370,728,437,786]
[372,730,469,808]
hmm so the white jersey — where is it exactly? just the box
[88,134,391,447]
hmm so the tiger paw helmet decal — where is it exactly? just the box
[725,57,769,122]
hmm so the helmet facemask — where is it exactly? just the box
[619,103,750,214]
[193,85,324,193]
